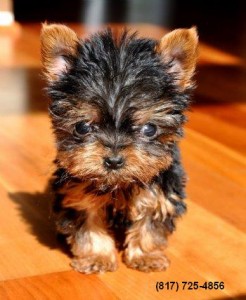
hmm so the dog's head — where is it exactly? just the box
[41,24,198,189]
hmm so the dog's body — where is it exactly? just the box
[41,25,198,273]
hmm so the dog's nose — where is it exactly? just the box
[104,156,124,170]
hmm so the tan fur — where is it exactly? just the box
[41,23,78,81]
[57,141,106,182]
[60,181,110,210]
[128,185,173,222]
[133,103,174,125]
[58,101,100,126]
[123,247,170,272]
[158,134,179,144]
[123,185,173,271]
[122,146,172,185]
[57,142,172,190]
[56,161,180,272]
[57,174,129,212]
[69,207,118,273]
[157,27,198,90]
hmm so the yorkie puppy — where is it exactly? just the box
[41,24,198,273]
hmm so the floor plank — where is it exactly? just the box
[0,271,118,300]
[187,109,246,156]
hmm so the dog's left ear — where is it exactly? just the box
[157,27,198,90]
[41,23,79,82]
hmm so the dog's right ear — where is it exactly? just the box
[157,27,198,90]
[41,23,78,82]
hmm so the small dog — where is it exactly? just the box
[41,24,198,273]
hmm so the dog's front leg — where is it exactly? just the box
[123,186,172,272]
[52,176,118,274]
[69,206,118,274]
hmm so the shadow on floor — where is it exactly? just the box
[8,188,128,253]
[8,188,72,257]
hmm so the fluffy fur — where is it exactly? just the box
[41,24,198,273]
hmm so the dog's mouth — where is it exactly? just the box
[85,168,138,191]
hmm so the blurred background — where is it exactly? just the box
[13,0,246,59]
[0,0,245,116]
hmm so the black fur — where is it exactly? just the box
[47,29,190,155]
[48,29,193,234]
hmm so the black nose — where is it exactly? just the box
[104,156,124,170]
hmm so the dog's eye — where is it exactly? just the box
[142,123,157,137]
[74,121,91,136]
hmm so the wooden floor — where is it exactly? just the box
[0,23,245,300]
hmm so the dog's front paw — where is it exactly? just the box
[71,255,118,274]
[123,251,169,272]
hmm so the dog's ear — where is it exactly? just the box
[157,27,198,90]
[41,23,78,82]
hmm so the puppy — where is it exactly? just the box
[41,24,198,273]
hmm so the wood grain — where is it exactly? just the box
[0,271,118,300]
[0,23,245,300]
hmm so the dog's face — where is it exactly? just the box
[41,25,198,189]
